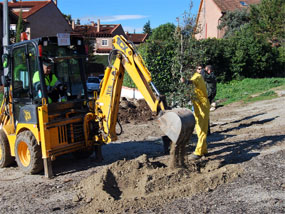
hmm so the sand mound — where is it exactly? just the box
[76,154,243,213]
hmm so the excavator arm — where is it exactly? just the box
[94,35,195,149]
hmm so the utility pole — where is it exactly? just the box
[3,0,9,57]
[2,0,9,88]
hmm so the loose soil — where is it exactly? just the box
[118,98,155,124]
[0,91,284,214]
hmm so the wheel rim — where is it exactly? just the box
[18,141,30,167]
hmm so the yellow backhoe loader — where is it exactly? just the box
[0,34,195,178]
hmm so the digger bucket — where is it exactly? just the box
[157,108,195,144]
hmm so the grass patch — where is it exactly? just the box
[244,90,278,103]
[216,78,285,105]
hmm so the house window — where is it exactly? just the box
[240,1,248,6]
[102,39,108,46]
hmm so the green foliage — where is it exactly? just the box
[122,39,177,91]
[276,46,285,72]
[16,10,24,43]
[249,0,285,45]
[143,20,152,35]
[216,78,285,105]
[224,24,278,79]
[149,23,176,41]
[93,55,109,67]
[182,38,231,82]
[123,69,136,88]
[140,40,177,94]
[244,90,278,103]
[123,24,179,106]
[172,26,281,82]
[123,0,284,109]
[63,14,72,23]
[218,9,250,38]
[167,3,198,108]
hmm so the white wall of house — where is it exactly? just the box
[96,37,113,50]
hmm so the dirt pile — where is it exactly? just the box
[76,154,243,214]
[118,98,155,124]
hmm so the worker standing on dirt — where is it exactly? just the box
[181,66,210,160]
[201,65,217,135]
[203,65,217,106]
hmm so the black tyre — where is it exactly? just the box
[15,131,43,174]
[0,130,15,167]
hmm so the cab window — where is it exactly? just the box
[12,46,28,98]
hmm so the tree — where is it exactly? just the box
[143,20,152,35]
[63,14,72,23]
[249,0,285,45]
[224,24,277,79]
[218,9,250,38]
[16,10,24,43]
[150,23,176,41]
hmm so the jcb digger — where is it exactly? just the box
[0,34,195,178]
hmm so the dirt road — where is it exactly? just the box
[0,94,284,214]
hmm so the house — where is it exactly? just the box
[126,32,148,45]
[4,0,72,40]
[73,20,127,55]
[195,0,260,39]
[0,3,19,43]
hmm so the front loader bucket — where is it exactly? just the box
[157,108,195,144]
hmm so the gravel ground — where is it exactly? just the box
[141,145,285,214]
[0,93,284,214]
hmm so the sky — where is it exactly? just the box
[55,0,201,33]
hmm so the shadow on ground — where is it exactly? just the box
[50,139,164,176]
[50,114,281,176]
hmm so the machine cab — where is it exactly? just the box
[6,36,88,125]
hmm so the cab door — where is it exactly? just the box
[12,43,40,126]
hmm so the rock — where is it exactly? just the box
[72,194,82,202]
[277,91,285,97]
[86,197,93,203]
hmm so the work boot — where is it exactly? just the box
[189,153,202,160]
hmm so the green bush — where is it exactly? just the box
[123,39,177,95]
[224,25,278,79]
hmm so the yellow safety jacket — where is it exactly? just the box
[32,71,61,103]
[32,71,59,88]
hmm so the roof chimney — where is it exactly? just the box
[11,0,17,3]
[97,19,100,32]
[72,20,75,30]
[91,21,95,27]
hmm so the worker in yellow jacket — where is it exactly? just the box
[181,66,210,160]
[33,60,66,103]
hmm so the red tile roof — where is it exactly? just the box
[74,24,121,37]
[213,0,261,12]
[126,33,148,44]
[7,0,51,19]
